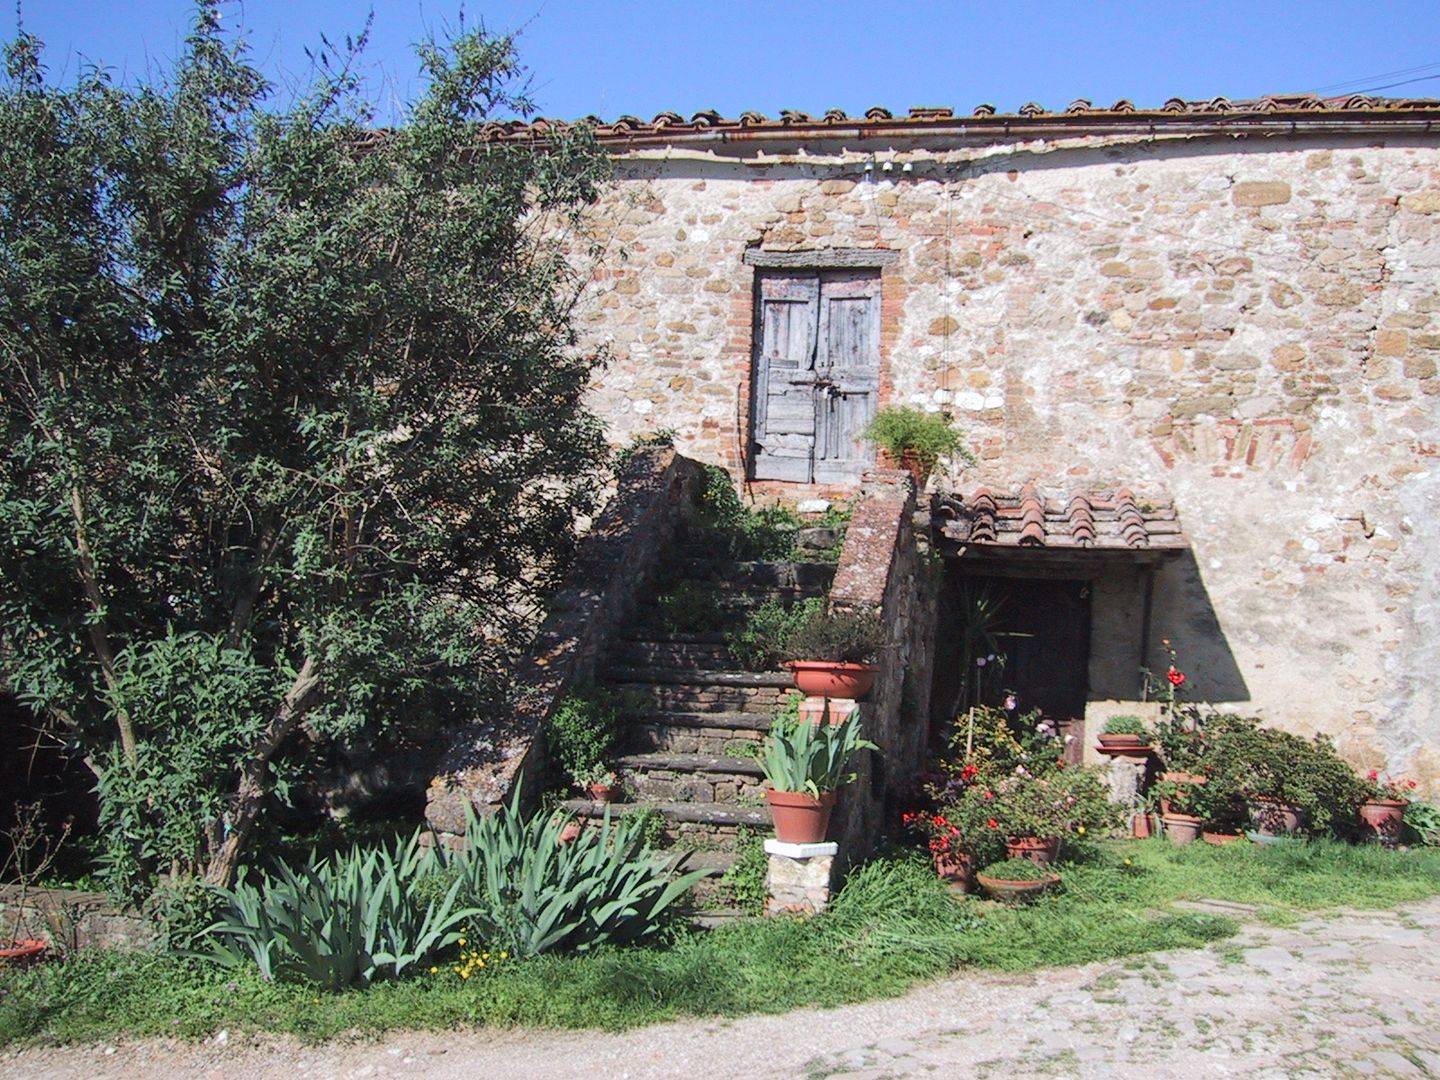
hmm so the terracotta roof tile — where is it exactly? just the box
[936,485,1188,553]
[479,95,1440,143]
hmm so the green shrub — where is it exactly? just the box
[718,830,768,916]
[725,596,822,671]
[780,608,884,665]
[693,465,802,560]
[1200,714,1366,836]
[1406,800,1440,846]
[657,581,723,633]
[614,428,676,473]
[863,406,974,472]
[545,687,623,787]
[196,831,470,990]
[447,791,707,958]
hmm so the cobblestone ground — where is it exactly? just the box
[8,897,1440,1079]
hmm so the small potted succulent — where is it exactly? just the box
[863,406,975,487]
[759,710,878,844]
[975,857,1060,902]
[1096,715,1155,757]
[781,608,885,700]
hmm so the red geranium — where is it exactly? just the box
[1167,667,1186,687]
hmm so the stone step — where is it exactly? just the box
[614,752,766,804]
[623,712,770,755]
[606,678,797,717]
[610,640,734,670]
[563,797,770,836]
[607,667,794,689]
[666,559,837,592]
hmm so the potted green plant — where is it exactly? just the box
[759,711,878,843]
[952,762,1117,865]
[580,766,622,804]
[863,406,974,486]
[781,608,885,700]
[545,687,622,795]
[1096,714,1155,757]
[974,857,1060,902]
[1150,778,1204,845]
[1357,771,1417,846]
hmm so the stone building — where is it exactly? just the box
[479,96,1440,791]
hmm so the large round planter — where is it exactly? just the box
[976,871,1061,903]
[784,661,878,700]
[766,789,837,844]
[0,939,48,965]
[1358,799,1408,846]
[1162,813,1204,846]
[1248,797,1305,837]
[1004,835,1060,865]
[1096,734,1156,759]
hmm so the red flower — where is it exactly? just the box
[1167,667,1186,687]
[986,818,999,829]
[1367,770,1379,782]
[983,789,994,801]
[1409,780,1419,789]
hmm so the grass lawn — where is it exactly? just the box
[2,838,1437,1047]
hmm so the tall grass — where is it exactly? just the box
[3,840,1438,1047]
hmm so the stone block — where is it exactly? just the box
[1400,191,1440,214]
[765,845,838,916]
[1233,181,1292,207]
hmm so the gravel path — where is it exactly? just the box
[8,896,1440,1080]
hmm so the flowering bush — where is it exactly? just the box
[901,810,964,857]
[1361,771,1419,803]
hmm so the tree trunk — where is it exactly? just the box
[203,656,322,887]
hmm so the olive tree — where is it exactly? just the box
[0,6,611,889]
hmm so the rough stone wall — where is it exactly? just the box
[572,133,1440,790]
[425,449,698,836]
[0,885,157,952]
[828,470,937,852]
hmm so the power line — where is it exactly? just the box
[1312,60,1440,95]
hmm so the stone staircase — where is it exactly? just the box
[563,528,839,915]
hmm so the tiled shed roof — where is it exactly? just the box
[478,95,1440,143]
[935,484,1187,552]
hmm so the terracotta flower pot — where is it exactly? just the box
[0,939,49,965]
[931,848,974,892]
[587,782,621,803]
[1162,813,1204,846]
[1096,734,1156,759]
[1132,812,1155,839]
[1162,771,1207,786]
[784,661,878,700]
[1358,798,1408,846]
[1004,835,1060,865]
[766,789,837,844]
[797,696,859,726]
[1248,797,1304,836]
[976,870,1061,903]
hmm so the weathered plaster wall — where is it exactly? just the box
[569,132,1440,789]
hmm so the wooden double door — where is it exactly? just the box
[750,269,879,484]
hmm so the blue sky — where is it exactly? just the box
[16,1,1440,122]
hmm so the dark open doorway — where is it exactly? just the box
[934,571,1092,759]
